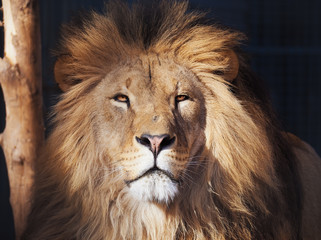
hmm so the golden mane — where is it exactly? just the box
[22,1,320,240]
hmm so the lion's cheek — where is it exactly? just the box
[120,150,155,179]
[93,112,136,154]
[178,100,205,135]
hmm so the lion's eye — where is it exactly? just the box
[113,94,129,103]
[175,95,189,103]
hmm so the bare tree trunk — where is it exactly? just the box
[0,0,44,238]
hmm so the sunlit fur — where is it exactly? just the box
[23,1,321,240]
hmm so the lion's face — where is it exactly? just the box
[91,55,206,203]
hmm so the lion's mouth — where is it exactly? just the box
[125,167,179,185]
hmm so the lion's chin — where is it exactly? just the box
[127,171,179,204]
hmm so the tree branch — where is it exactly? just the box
[0,57,16,85]
[2,1,44,237]
[0,57,11,81]
[0,133,3,147]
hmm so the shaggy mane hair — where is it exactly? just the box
[24,1,302,239]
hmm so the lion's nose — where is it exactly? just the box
[136,134,176,156]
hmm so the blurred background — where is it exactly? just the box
[1,0,320,238]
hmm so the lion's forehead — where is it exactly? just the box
[102,55,199,98]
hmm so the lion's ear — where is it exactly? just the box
[54,55,74,92]
[222,50,239,81]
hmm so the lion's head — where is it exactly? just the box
[25,1,302,240]
[94,58,208,203]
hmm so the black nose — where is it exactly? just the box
[136,134,176,156]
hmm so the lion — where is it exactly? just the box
[23,1,321,239]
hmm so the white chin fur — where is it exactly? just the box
[128,172,178,204]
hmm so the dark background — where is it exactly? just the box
[1,0,320,238]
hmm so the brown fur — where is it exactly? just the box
[23,1,321,239]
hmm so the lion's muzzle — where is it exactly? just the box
[135,134,176,157]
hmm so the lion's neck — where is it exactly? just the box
[108,197,178,240]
